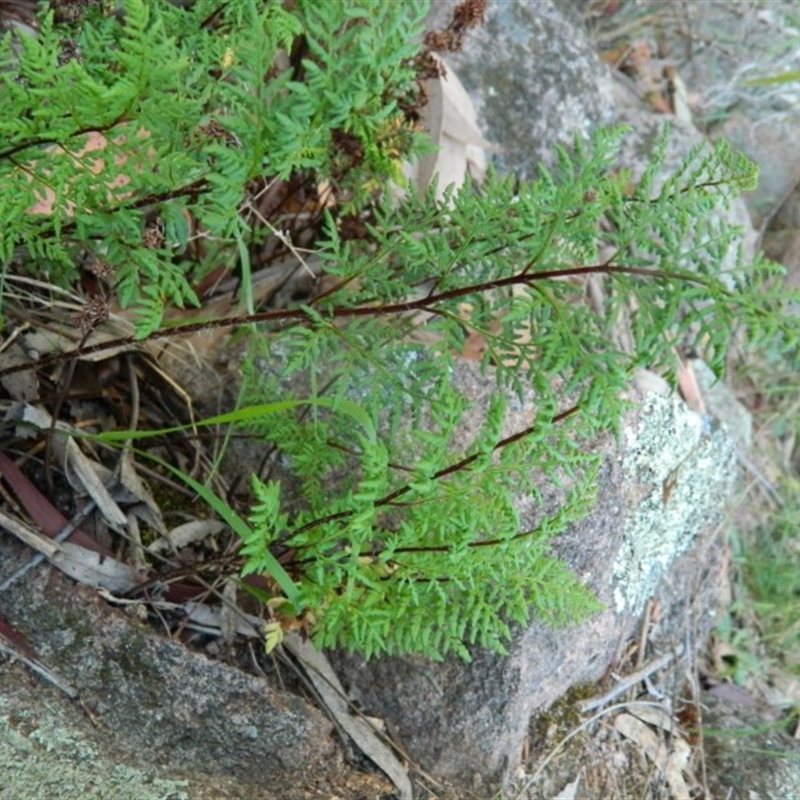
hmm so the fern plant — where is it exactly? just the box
[0,0,427,336]
[230,126,800,661]
[3,0,800,662]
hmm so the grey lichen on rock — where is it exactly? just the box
[614,392,736,615]
[0,687,190,800]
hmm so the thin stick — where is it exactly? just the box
[576,646,683,714]
[0,262,729,380]
[0,639,79,700]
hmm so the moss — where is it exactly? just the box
[93,628,165,710]
[114,628,161,681]
[529,683,597,758]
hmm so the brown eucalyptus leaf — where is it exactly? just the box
[283,632,412,800]
[0,449,108,556]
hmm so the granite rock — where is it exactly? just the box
[426,0,617,179]
[0,541,361,799]
[323,2,755,791]
[329,359,736,790]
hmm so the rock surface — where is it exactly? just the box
[0,538,389,799]
[426,0,617,179]
[330,361,736,789]
[316,2,756,791]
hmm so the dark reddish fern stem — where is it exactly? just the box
[0,263,706,380]
[287,404,580,557]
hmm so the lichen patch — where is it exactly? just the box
[613,393,736,614]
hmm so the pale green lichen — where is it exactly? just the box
[0,700,189,800]
[613,392,736,614]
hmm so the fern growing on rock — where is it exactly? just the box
[2,0,799,661]
[235,127,799,660]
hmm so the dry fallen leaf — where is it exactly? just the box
[614,712,693,799]
[9,403,127,530]
[147,519,227,555]
[283,632,412,800]
[553,773,582,800]
[627,704,680,733]
[677,358,706,414]
[0,508,141,594]
[664,66,693,124]
[0,340,40,401]
[405,54,501,202]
